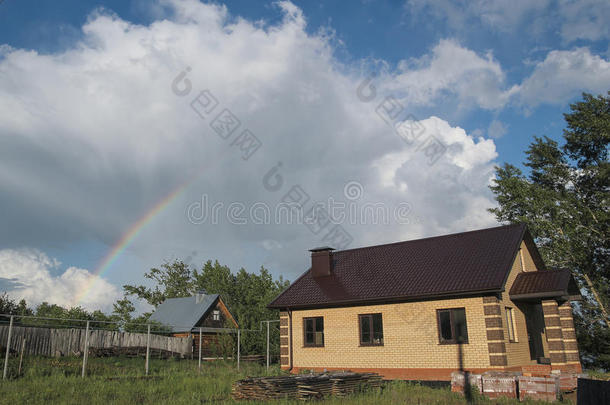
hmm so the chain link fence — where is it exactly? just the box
[0,314,279,380]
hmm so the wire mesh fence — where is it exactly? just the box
[0,314,280,380]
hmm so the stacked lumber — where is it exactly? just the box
[240,354,265,363]
[231,376,299,400]
[231,372,382,401]
[331,372,383,397]
[89,346,181,359]
[297,375,333,399]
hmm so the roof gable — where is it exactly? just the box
[149,294,220,332]
[269,223,531,309]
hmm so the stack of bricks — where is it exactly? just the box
[481,372,518,399]
[518,375,559,401]
[450,371,482,394]
[482,296,507,367]
[452,371,582,402]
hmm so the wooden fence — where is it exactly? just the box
[0,325,192,358]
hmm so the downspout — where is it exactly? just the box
[288,309,293,372]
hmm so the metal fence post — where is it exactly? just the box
[237,328,240,371]
[198,327,202,374]
[266,321,270,371]
[81,320,90,378]
[145,324,151,376]
[3,315,14,380]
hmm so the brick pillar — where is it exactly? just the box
[558,302,582,371]
[542,300,565,365]
[483,296,507,368]
[279,311,290,370]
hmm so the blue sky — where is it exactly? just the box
[0,0,608,311]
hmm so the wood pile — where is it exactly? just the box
[231,376,299,400]
[297,375,333,399]
[89,346,181,359]
[240,354,265,363]
[231,372,382,401]
[331,372,383,396]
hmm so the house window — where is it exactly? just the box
[505,307,517,342]
[359,313,384,346]
[212,310,220,321]
[437,308,469,344]
[304,317,324,347]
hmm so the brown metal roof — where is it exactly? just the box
[509,268,580,300]
[269,223,532,309]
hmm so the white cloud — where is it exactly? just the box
[516,48,610,107]
[559,0,610,42]
[0,1,513,283]
[387,39,517,110]
[488,119,508,138]
[372,116,499,241]
[0,249,120,311]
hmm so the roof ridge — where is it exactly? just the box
[334,222,525,254]
[268,222,532,310]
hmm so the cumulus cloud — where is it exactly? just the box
[378,38,610,112]
[0,249,120,311]
[4,0,603,284]
[372,117,498,241]
[386,39,517,110]
[0,0,509,282]
[516,48,610,107]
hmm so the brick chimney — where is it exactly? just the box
[309,247,334,277]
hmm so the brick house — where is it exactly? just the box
[268,224,582,380]
[150,292,238,357]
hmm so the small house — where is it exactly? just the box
[268,224,582,380]
[150,292,238,357]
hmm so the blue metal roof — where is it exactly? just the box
[149,294,219,333]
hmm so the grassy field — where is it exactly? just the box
[0,356,573,404]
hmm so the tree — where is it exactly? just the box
[0,293,33,317]
[489,92,609,369]
[123,260,194,307]
[111,295,156,332]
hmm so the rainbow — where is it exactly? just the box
[73,145,232,307]
[73,182,190,306]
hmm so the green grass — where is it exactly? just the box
[0,356,571,404]
[585,370,610,380]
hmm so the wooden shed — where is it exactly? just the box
[150,292,238,357]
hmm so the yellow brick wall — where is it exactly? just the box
[520,240,537,272]
[499,242,546,367]
[290,297,490,370]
